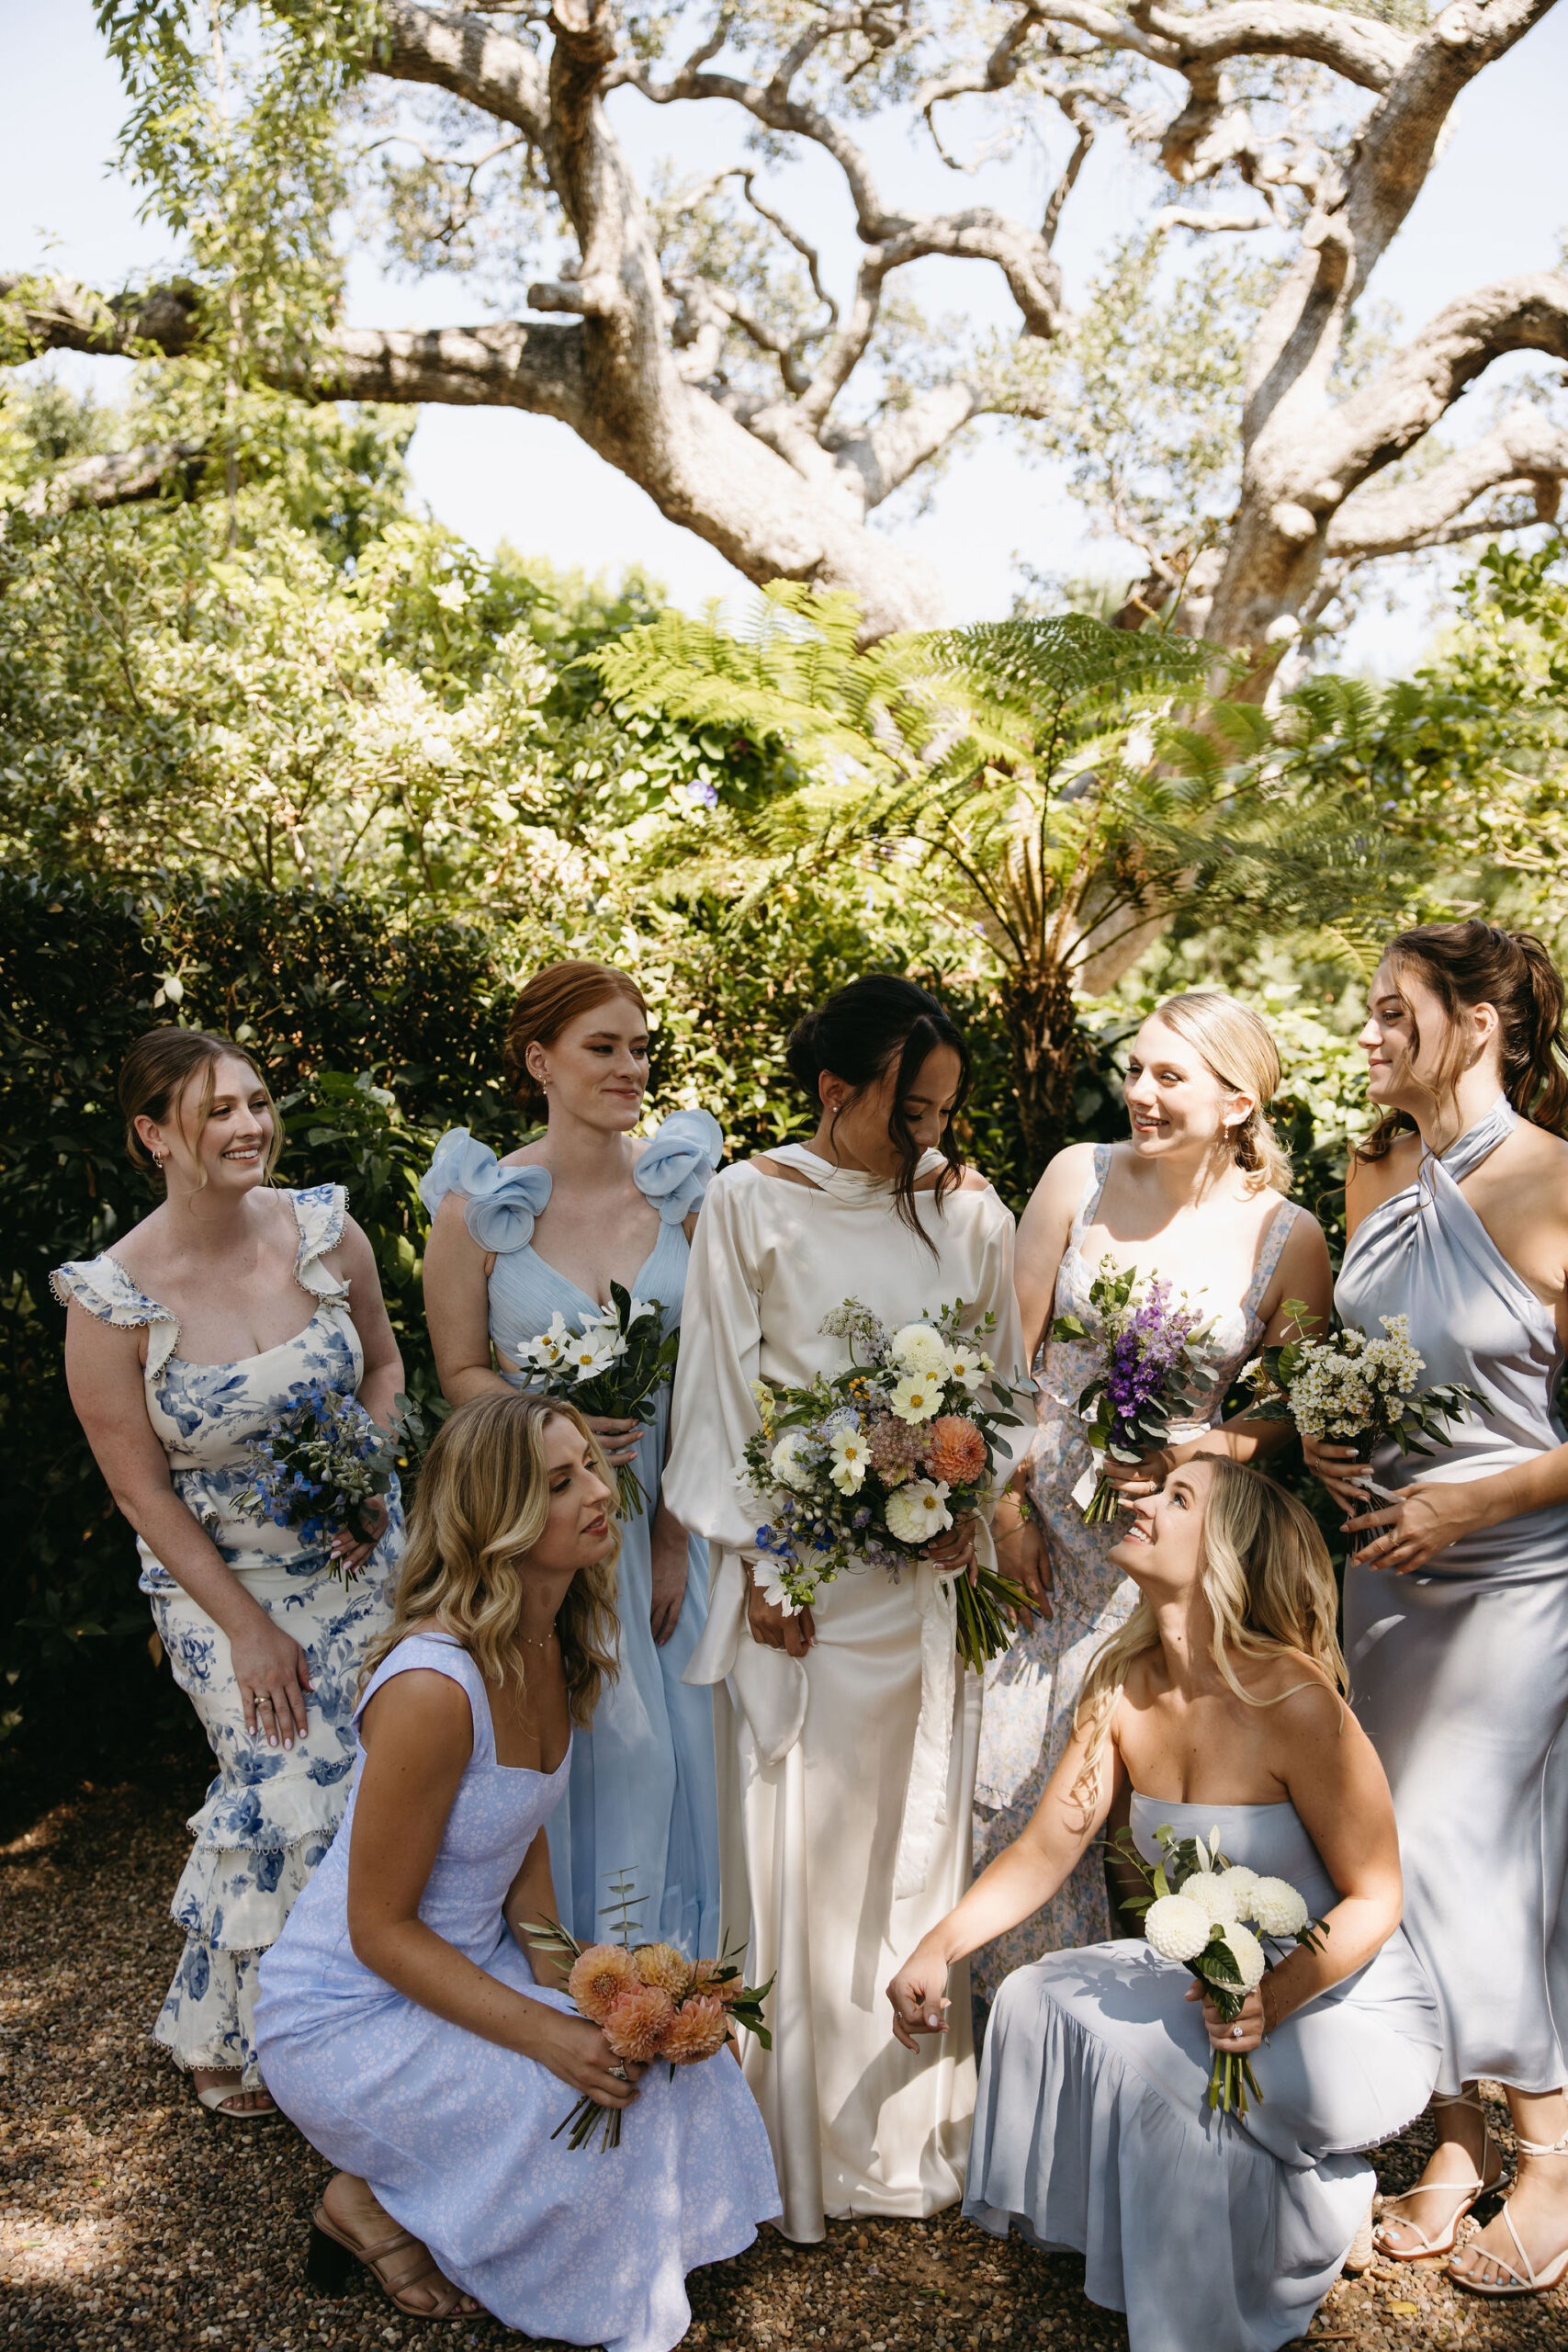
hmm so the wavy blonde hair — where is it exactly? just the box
[361,1391,620,1725]
[1071,1458,1344,1811]
[1148,991,1292,1195]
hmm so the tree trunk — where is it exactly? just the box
[1003,960,1083,1176]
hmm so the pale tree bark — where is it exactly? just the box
[5,0,1566,646]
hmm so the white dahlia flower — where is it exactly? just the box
[1179,1873,1238,1927]
[884,1478,953,1544]
[1246,1876,1310,1938]
[890,1322,951,1375]
[1217,1865,1261,1914]
[1220,1921,1268,1991]
[1143,1893,1213,1964]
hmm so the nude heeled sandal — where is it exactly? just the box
[1448,2122,1568,2297]
[307,2202,481,2321]
[1372,2091,1506,2261]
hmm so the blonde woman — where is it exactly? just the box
[888,1459,1441,2352]
[974,992,1332,2000]
[254,1393,778,2344]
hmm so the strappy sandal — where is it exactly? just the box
[1342,2198,1376,2275]
[1372,2091,1506,2261]
[1448,2123,1568,2298]
[307,2200,481,2320]
[191,2075,283,2125]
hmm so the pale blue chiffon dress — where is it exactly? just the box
[254,1633,779,2350]
[420,1110,723,1957]
[965,1794,1441,2352]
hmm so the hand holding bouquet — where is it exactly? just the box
[234,1382,423,1575]
[739,1298,1029,1672]
[509,1282,679,1519]
[1110,1822,1327,2117]
[1054,1260,1221,1523]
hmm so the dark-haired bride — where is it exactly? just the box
[666,978,1032,2245]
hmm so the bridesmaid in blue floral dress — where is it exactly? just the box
[422,959,722,1956]
[54,1029,403,2119]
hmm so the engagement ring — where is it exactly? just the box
[609,2062,629,2082]
[1231,2025,1244,2041]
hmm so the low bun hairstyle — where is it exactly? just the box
[502,961,649,1114]
[1356,921,1568,1162]
[118,1027,282,1188]
[1150,991,1292,1194]
[785,975,970,1238]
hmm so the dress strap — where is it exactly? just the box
[50,1253,182,1380]
[1241,1198,1303,1322]
[419,1128,552,1255]
[633,1106,723,1224]
[1068,1145,1112,1250]
[289,1184,352,1302]
[1431,1094,1517,1187]
[353,1631,497,1766]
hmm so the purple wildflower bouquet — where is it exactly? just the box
[1053,1259,1222,1523]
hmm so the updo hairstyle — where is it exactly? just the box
[1357,920,1568,1162]
[785,975,970,1235]
[118,1027,282,1188]
[502,961,649,1115]
[1150,991,1292,1194]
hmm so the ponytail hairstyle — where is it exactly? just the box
[1070,1458,1344,1814]
[1149,991,1292,1194]
[118,1027,283,1191]
[359,1390,620,1726]
[785,975,970,1239]
[502,960,649,1116]
[1355,920,1568,1164]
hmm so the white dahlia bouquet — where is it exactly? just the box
[738,1297,1029,1672]
[506,1281,679,1519]
[1109,1821,1327,2117]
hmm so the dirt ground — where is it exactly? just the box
[3,1780,1563,2352]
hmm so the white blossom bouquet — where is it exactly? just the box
[1054,1259,1223,1523]
[1246,1304,1481,1554]
[739,1298,1029,1672]
[508,1281,679,1519]
[1109,1822,1327,2117]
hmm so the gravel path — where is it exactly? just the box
[4,1778,1565,2351]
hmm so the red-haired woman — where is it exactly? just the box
[420,961,722,1960]
[53,1028,404,2120]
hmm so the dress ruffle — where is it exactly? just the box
[633,1108,724,1224]
[419,1128,553,1253]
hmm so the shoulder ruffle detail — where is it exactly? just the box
[419,1127,552,1254]
[634,1106,724,1225]
[51,1255,182,1379]
[290,1183,351,1300]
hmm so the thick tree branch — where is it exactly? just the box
[378,0,551,142]
[1,275,205,359]
[16,442,209,517]
[1327,407,1568,557]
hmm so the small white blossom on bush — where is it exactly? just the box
[1246,1877,1310,1937]
[770,1430,818,1492]
[1143,1893,1213,1963]
[884,1478,953,1544]
[1219,1921,1268,1991]
[891,1323,951,1375]
[1180,1873,1238,1927]
[889,1371,942,1423]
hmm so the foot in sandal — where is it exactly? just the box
[191,2067,279,2120]
[311,2172,481,2320]
[1373,2091,1506,2260]
[1449,2110,1568,2298]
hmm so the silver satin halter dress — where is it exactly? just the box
[1338,1096,1568,2097]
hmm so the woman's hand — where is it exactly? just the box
[924,1512,978,1580]
[746,1572,815,1657]
[1301,1432,1373,1513]
[649,1510,689,1647]
[1348,1479,1489,1575]
[1189,1980,1267,2053]
[1102,1446,1174,1502]
[886,1946,952,2052]
[331,1494,389,1576]
[585,1414,642,1469]
[229,1612,313,1747]
[527,2008,647,2108]
[994,1514,1052,1622]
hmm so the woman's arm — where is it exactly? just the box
[62,1306,315,1746]
[333,1215,405,1426]
[422,1193,510,1408]
[348,1671,641,2109]
[1013,1144,1095,1368]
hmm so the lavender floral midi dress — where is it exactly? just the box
[971,1147,1303,2006]
[51,1185,400,2085]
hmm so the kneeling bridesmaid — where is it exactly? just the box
[254,1392,779,2344]
[887,1460,1441,2352]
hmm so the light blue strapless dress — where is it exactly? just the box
[420,1110,723,1957]
[254,1634,779,2351]
[965,1794,1441,2352]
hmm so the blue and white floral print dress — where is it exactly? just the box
[51,1185,400,2086]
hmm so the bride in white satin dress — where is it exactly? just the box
[665,978,1032,2245]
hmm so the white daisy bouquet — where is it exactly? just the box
[507,1281,680,1519]
[738,1298,1029,1672]
[1054,1259,1223,1523]
[1109,1822,1327,2117]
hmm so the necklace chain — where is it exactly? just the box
[520,1623,558,1654]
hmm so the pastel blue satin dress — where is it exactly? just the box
[966,1795,1440,2352]
[1339,1096,1568,2096]
[254,1633,779,2351]
[420,1110,724,1957]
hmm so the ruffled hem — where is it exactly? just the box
[184,1759,352,1854]
[153,1942,269,2087]
[170,1826,338,1952]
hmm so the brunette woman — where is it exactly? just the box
[420,961,723,1958]
[53,1029,403,2119]
[1306,921,1568,2299]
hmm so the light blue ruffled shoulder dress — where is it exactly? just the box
[254,1631,779,2350]
[965,1793,1441,2352]
[420,1109,724,1957]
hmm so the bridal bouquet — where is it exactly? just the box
[1246,1304,1481,1553]
[739,1298,1030,1673]
[1053,1260,1222,1523]
[524,1883,773,2152]
[508,1282,679,1518]
[233,1382,423,1573]
[1110,1822,1327,2117]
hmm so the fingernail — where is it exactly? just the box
[268,1735,278,1747]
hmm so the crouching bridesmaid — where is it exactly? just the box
[254,1392,779,2346]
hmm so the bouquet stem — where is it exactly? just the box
[552,2094,623,2153]
[1206,2047,1263,2118]
[1080,1473,1121,1526]
[953,1566,1036,1673]
[614,1461,649,1522]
